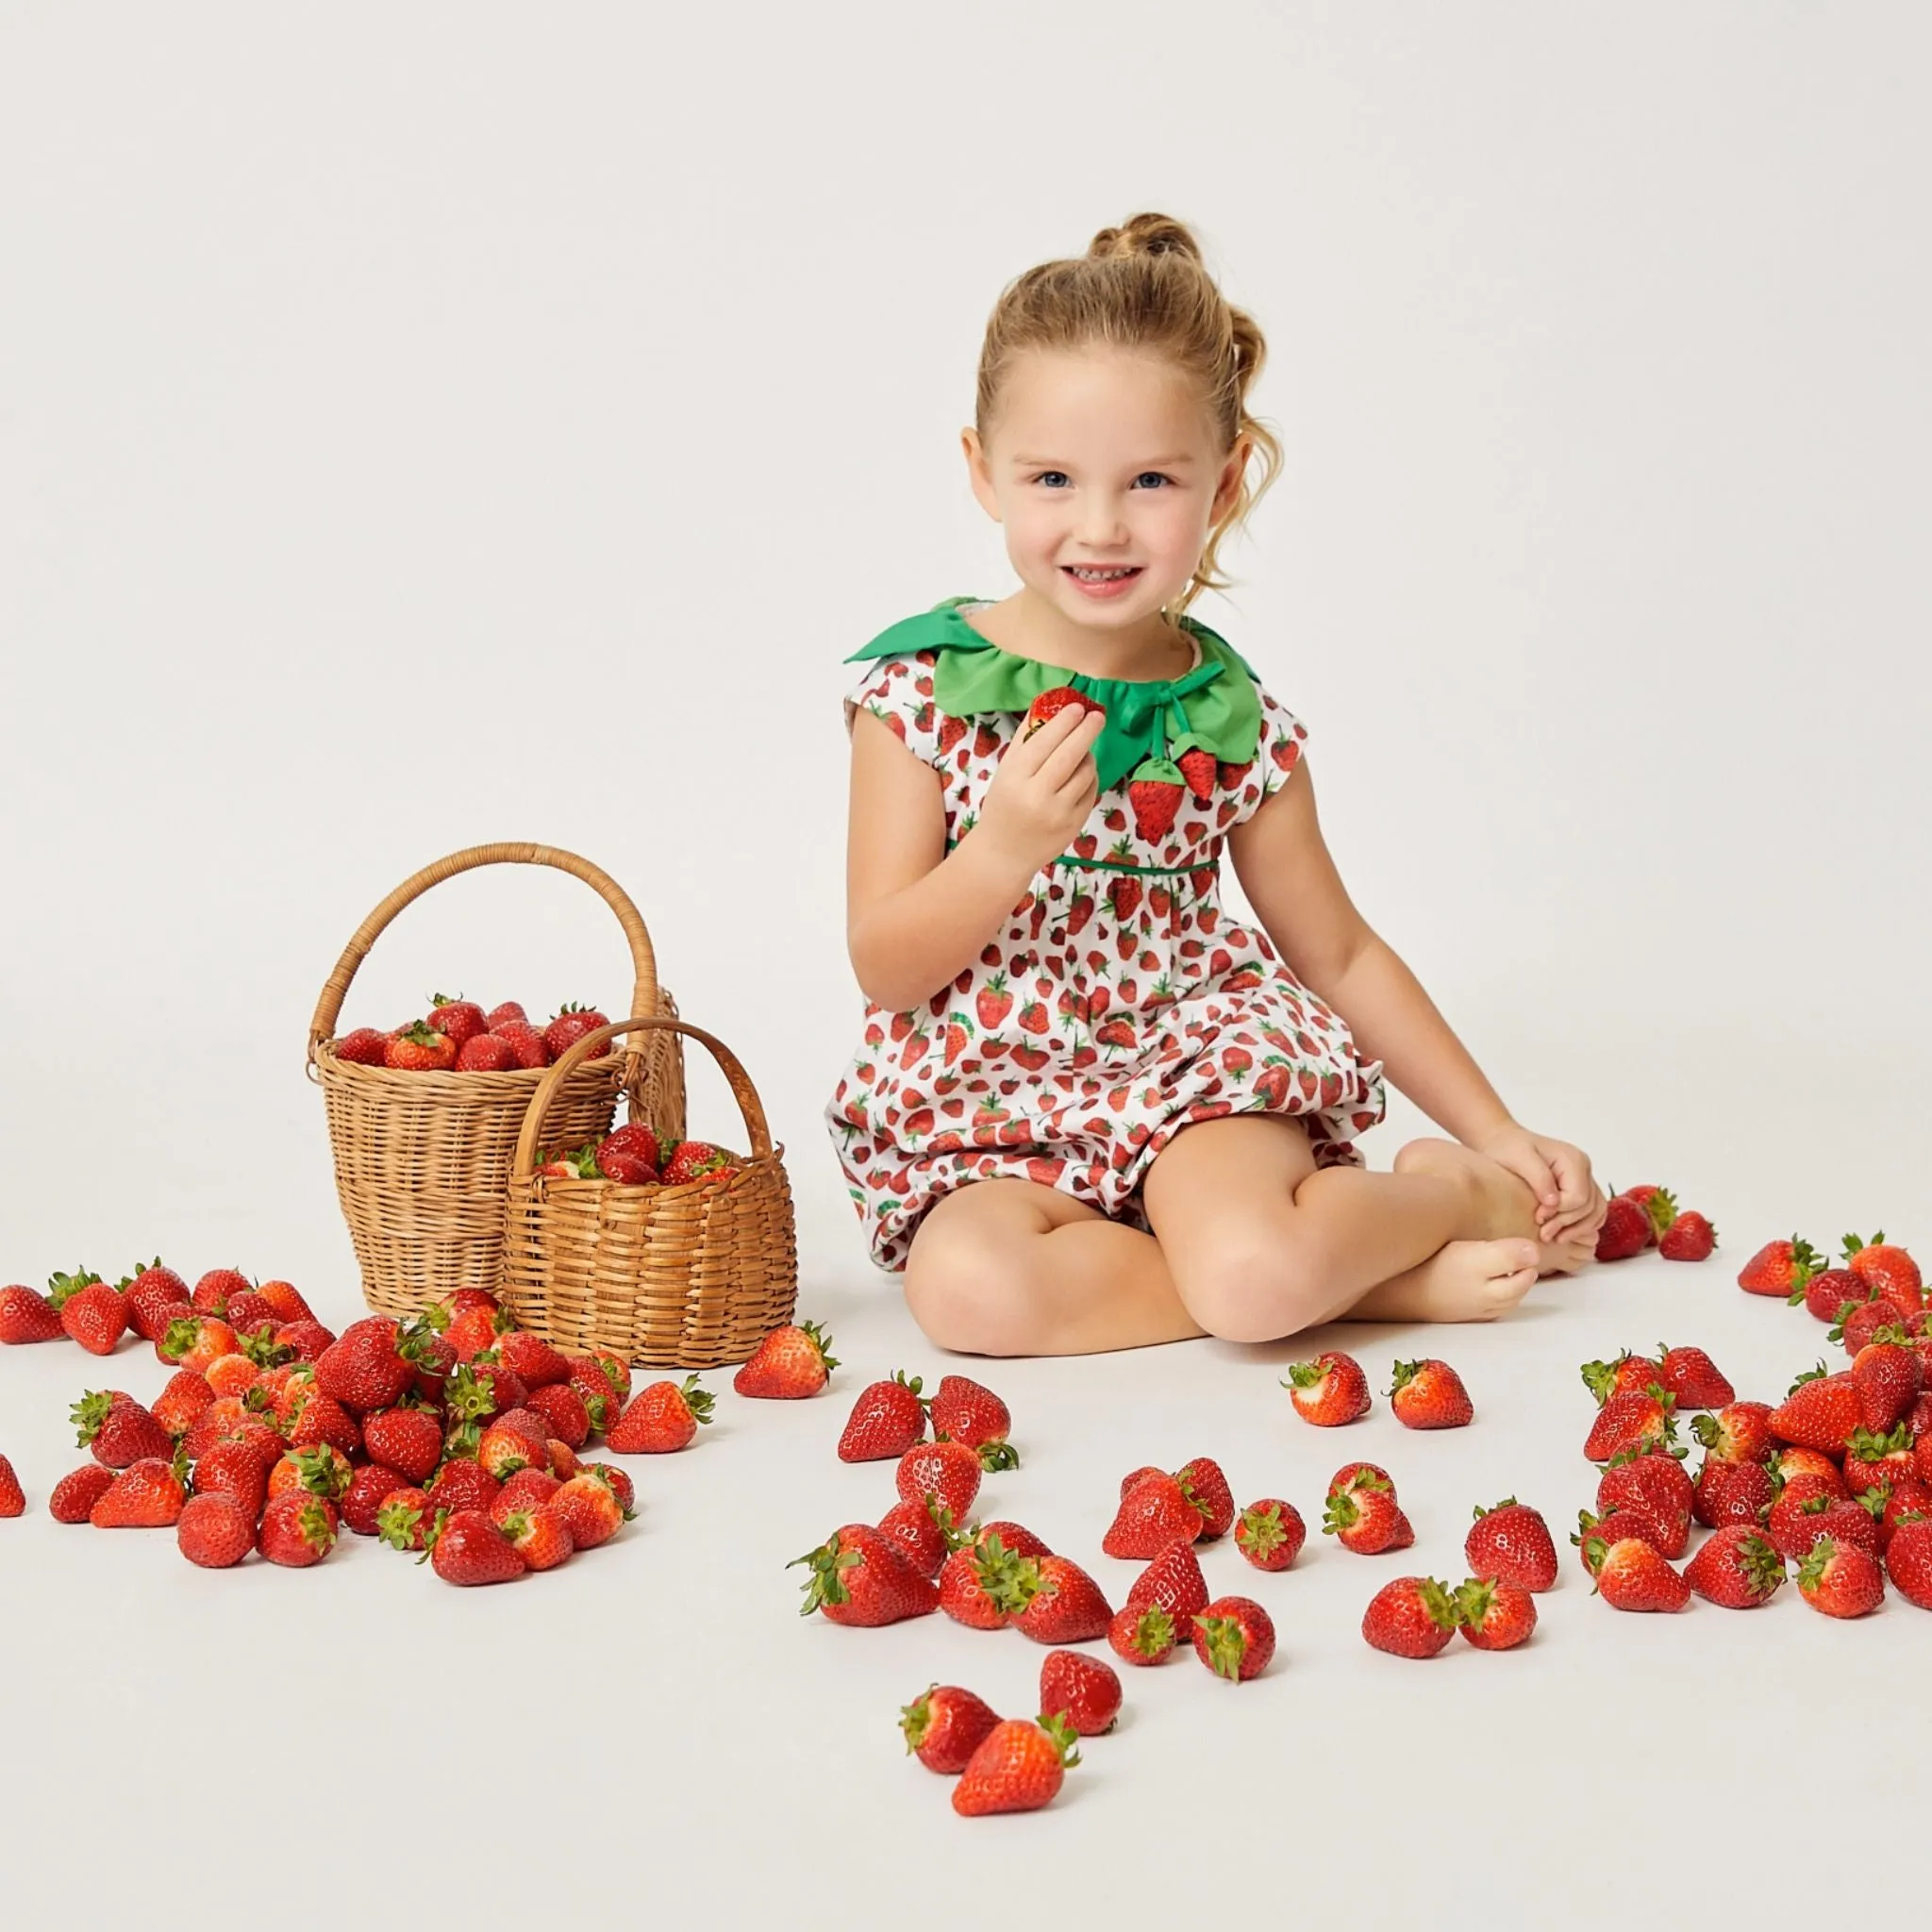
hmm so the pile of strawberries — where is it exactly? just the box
[533,1121,741,1190]
[1567,1230,1931,1616]
[1594,1182,1718,1262]
[330,994,613,1074]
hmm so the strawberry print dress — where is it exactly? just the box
[824,595,1387,1274]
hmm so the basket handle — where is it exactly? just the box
[511,1016,774,1180]
[306,842,660,1064]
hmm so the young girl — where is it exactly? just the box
[824,212,1609,1357]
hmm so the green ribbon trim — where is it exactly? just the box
[847,596,1263,794]
[1052,855,1212,877]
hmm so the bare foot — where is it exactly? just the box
[1392,1136,1582,1274]
[1341,1237,1541,1324]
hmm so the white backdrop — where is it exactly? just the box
[3,7,1929,1927]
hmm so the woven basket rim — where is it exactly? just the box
[312,1040,632,1091]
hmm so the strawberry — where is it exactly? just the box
[1363,1575,1462,1657]
[1795,1535,1884,1618]
[375,1491,431,1551]
[499,1504,574,1572]
[542,1004,611,1059]
[877,1496,959,1580]
[270,1443,354,1504]
[896,1438,994,1521]
[1465,1499,1558,1592]
[1842,1231,1924,1317]
[253,1278,313,1324]
[1658,1210,1717,1261]
[386,1022,458,1072]
[71,1391,172,1468]
[1653,1343,1734,1410]
[1615,1185,1672,1241]
[608,1375,713,1454]
[1040,1651,1123,1734]
[340,1464,408,1537]
[1769,1368,1862,1455]
[493,1023,553,1069]
[175,1492,256,1569]
[0,1456,24,1516]
[1234,1499,1306,1572]
[1771,1447,1845,1494]
[1767,1491,1876,1564]
[1021,685,1104,740]
[593,1140,659,1184]
[1282,1351,1372,1425]
[445,1305,506,1362]
[1455,1576,1537,1649]
[49,1463,116,1523]
[0,1283,64,1344]
[455,1034,519,1073]
[975,1519,1051,1560]
[1389,1357,1473,1428]
[1584,1533,1690,1611]
[938,1538,1024,1630]
[952,1715,1079,1817]
[1692,1401,1775,1465]
[1583,1388,1676,1463]
[425,994,487,1050]
[791,1524,939,1625]
[1841,1423,1915,1496]
[1174,1457,1234,1538]
[426,1456,501,1520]
[203,1355,259,1401]
[92,1455,188,1528]
[192,1439,269,1521]
[1800,1266,1865,1325]
[836,1371,928,1461]
[1597,1448,1694,1557]
[486,1001,528,1031]
[159,1314,241,1377]
[734,1319,838,1398]
[185,1266,247,1316]
[1593,1196,1653,1262]
[1323,1471,1404,1555]
[113,1260,192,1338]
[1102,1473,1206,1558]
[524,1382,591,1449]
[1191,1595,1274,1682]
[1006,1554,1114,1645]
[362,1406,443,1485]
[315,1317,415,1413]
[1874,1479,1932,1549]
[491,1467,561,1524]
[419,1506,522,1584]
[1831,1295,1899,1359]
[1108,1604,1178,1665]
[1737,1235,1822,1298]
[1126,759,1185,841]
[1884,1518,1932,1610]
[662,1141,737,1186]
[900,1684,1002,1774]
[1122,1540,1210,1642]
[274,1319,335,1363]
[50,1270,125,1355]
[928,1374,1011,1453]
[1692,1457,1774,1532]
[286,1391,361,1460]
[1684,1526,1786,1607]
[1579,1353,1662,1406]
[333,1026,391,1065]
[551,1469,627,1548]
[1851,1333,1922,1431]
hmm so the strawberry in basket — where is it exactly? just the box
[595,1124,661,1185]
[544,1004,612,1059]
[662,1141,741,1186]
[385,1024,457,1073]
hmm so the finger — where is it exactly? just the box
[1012,703,1088,764]
[1546,1147,1591,1212]
[1038,712,1106,791]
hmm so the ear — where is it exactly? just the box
[961,428,1002,523]
[1212,436,1251,519]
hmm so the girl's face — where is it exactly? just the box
[963,345,1248,629]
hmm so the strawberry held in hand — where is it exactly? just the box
[734,1319,837,1398]
[1389,1357,1473,1428]
[1021,685,1105,741]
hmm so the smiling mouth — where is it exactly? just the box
[1063,566,1141,581]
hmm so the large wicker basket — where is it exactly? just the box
[308,843,687,1320]
[501,1016,798,1368]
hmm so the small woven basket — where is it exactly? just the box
[500,1016,799,1368]
[308,843,687,1320]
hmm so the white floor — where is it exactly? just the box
[3,1052,1928,1932]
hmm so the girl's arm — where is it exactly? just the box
[1225,758,1513,1146]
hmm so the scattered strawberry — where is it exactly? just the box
[900,1684,1002,1774]
[0,1283,64,1344]
[1362,1575,1462,1657]
[1455,1577,1537,1649]
[50,1270,126,1356]
[1596,1448,1694,1557]
[938,1539,1023,1630]
[877,1496,959,1581]
[1619,1185,1674,1244]
[270,1443,355,1504]
[375,1491,431,1551]
[836,1371,928,1461]
[341,1463,409,1537]
[1583,1388,1676,1463]
[71,1391,172,1468]
[49,1463,116,1523]
[1101,1472,1206,1559]
[524,1381,591,1449]
[974,1519,1051,1560]
[1283,1350,1371,1425]
[928,1374,1011,1452]
[1040,1650,1123,1733]
[1684,1525,1787,1607]
[1324,1468,1404,1555]
[1580,1353,1661,1406]
[1233,1499,1306,1572]
[1885,1518,1932,1610]
[1593,1195,1653,1262]
[1006,1554,1114,1645]
[1842,1424,1916,1497]
[1108,1604,1178,1666]
[1583,1532,1690,1611]
[1801,1266,1865,1325]
[791,1524,939,1625]
[733,1319,838,1398]
[499,1504,574,1572]
[1692,1457,1774,1532]
[1658,1210,1717,1261]
[176,1492,255,1568]
[1841,1231,1924,1318]
[1851,1333,1922,1432]
[1653,1343,1734,1410]
[426,1457,501,1520]
[424,1507,524,1585]
[608,1375,713,1454]
[1737,1235,1821,1298]
[1692,1401,1775,1465]
[122,1260,192,1338]
[1124,1541,1210,1641]
[1191,1595,1274,1682]
[0,1455,24,1516]
[1768,1368,1862,1456]
[362,1406,443,1485]
[1174,1457,1234,1539]
[92,1456,188,1528]
[1389,1357,1473,1428]
[952,1715,1079,1817]
[1795,1535,1885,1618]
[1465,1499,1558,1593]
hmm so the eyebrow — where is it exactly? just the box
[1010,453,1197,467]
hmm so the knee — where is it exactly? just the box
[1171,1219,1329,1345]
[904,1227,1041,1357]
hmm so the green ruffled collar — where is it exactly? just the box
[845,595,1262,793]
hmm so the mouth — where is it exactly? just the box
[1062,565,1142,583]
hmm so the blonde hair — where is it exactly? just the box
[974,212,1283,627]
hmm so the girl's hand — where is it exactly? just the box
[1474,1123,1606,1244]
[975,703,1108,877]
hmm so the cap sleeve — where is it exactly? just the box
[1224,676,1309,828]
[842,650,945,767]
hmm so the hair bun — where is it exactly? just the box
[1088,211,1203,265]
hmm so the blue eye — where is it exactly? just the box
[1029,472,1174,490]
